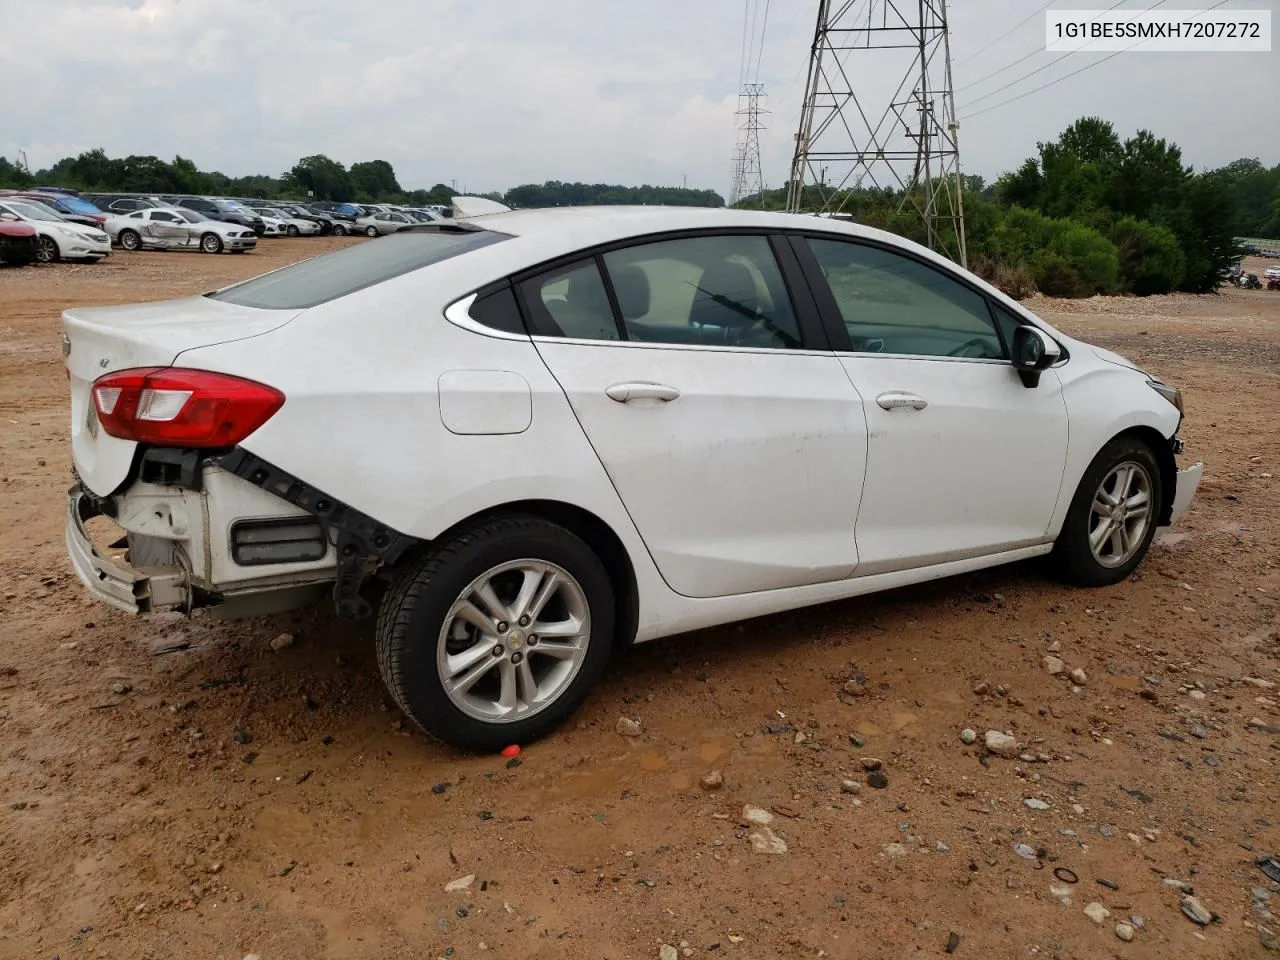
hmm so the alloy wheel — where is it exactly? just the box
[436,559,591,723]
[36,236,57,263]
[1088,461,1153,568]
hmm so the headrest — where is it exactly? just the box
[690,260,760,328]
[610,264,651,320]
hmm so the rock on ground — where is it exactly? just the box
[1084,902,1111,923]
[616,717,642,737]
[748,828,787,854]
[1043,655,1065,675]
[985,730,1019,758]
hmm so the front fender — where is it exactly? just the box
[1047,361,1182,537]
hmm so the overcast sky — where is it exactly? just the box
[1,0,1276,197]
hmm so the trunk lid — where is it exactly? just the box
[64,296,300,495]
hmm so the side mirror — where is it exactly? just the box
[1011,325,1062,388]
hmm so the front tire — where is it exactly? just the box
[1053,436,1163,586]
[36,235,59,263]
[286,224,300,237]
[200,233,223,254]
[376,515,615,752]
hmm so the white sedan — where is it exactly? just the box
[106,207,258,254]
[62,208,1203,751]
[0,199,110,263]
[261,208,322,237]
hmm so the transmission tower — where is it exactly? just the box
[729,83,768,207]
[786,0,967,266]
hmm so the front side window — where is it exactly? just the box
[806,237,1004,360]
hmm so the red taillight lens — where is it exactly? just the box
[91,367,284,447]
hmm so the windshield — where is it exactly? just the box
[60,196,104,215]
[216,200,252,213]
[7,201,64,222]
[209,228,508,309]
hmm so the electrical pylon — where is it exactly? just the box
[728,83,768,207]
[786,0,967,266]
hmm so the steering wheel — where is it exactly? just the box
[946,337,994,359]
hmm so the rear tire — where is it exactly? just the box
[333,223,348,236]
[376,515,615,752]
[364,225,378,237]
[1052,436,1163,587]
[119,229,142,251]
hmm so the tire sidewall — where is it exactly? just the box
[120,230,141,251]
[1057,437,1164,586]
[201,233,222,254]
[365,226,378,237]
[379,519,615,752]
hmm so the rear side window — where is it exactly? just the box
[208,228,508,309]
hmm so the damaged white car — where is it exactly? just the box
[64,208,1204,751]
[107,207,258,254]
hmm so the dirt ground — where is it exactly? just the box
[1,242,1277,960]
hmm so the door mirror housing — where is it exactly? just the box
[1011,325,1062,388]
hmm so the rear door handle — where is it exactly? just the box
[876,391,928,411]
[606,382,681,403]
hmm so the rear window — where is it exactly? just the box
[207,227,507,309]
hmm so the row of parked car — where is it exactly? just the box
[0,187,453,265]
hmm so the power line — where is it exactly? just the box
[954,0,1054,67]
[959,0,1166,110]
[752,0,772,83]
[960,0,1229,121]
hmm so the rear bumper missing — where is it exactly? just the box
[66,491,190,614]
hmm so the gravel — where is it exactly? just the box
[1180,895,1213,925]
[616,717,642,737]
[1115,922,1134,942]
[959,728,977,745]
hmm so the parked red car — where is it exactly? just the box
[0,215,38,266]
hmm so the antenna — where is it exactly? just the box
[729,83,769,207]
[787,0,967,266]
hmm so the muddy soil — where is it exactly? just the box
[1,242,1277,959]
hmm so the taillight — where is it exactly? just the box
[91,367,284,447]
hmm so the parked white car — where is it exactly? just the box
[0,199,110,263]
[106,207,258,254]
[355,210,414,236]
[63,208,1203,751]
[261,208,322,237]
[257,215,288,238]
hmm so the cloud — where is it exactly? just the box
[0,0,1273,196]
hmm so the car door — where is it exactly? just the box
[520,231,869,599]
[148,210,187,247]
[793,234,1069,575]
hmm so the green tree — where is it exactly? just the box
[1108,217,1185,294]
[290,155,353,201]
[349,160,402,200]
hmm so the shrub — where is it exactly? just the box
[1109,217,1184,294]
[1033,252,1088,297]
[971,255,1036,300]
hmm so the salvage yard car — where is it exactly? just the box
[63,207,1204,751]
[0,213,39,266]
[106,207,258,254]
[0,199,110,263]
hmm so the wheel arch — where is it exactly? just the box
[1110,425,1176,525]
[394,498,640,650]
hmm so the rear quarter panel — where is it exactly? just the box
[172,271,670,635]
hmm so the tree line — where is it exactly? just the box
[0,151,725,210]
[742,117,1278,298]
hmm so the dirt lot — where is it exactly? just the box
[1,242,1277,960]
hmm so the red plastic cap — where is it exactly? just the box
[92,367,284,448]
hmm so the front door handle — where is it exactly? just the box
[606,382,681,403]
[876,391,928,411]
